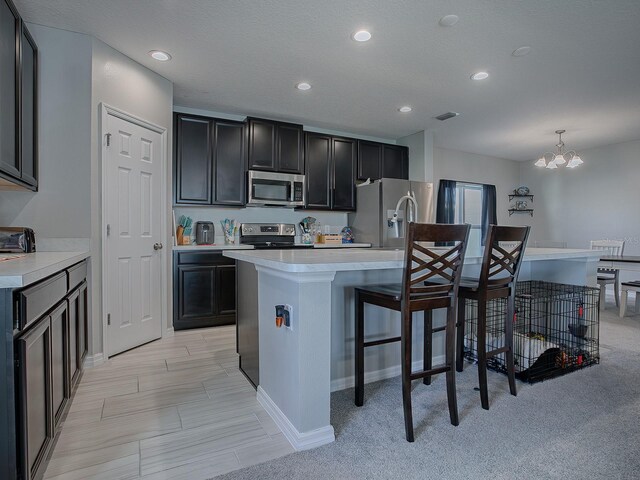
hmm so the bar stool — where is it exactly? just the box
[620,281,640,317]
[455,225,530,410]
[354,223,470,442]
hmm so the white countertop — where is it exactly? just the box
[0,251,90,288]
[173,244,255,251]
[223,247,602,273]
[174,242,371,251]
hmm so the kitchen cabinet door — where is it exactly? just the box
[0,0,19,180]
[78,281,88,364]
[247,118,277,171]
[16,316,53,480]
[332,137,357,211]
[175,265,216,330]
[50,302,68,427]
[382,144,409,180]
[305,133,332,210]
[357,140,382,181]
[20,22,37,188]
[174,114,213,204]
[67,289,80,389]
[216,264,236,316]
[276,123,304,174]
[214,120,245,205]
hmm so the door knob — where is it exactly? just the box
[153,242,163,250]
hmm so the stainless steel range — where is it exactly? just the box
[239,223,312,249]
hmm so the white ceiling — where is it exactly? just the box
[14,0,640,161]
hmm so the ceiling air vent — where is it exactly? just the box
[435,112,459,121]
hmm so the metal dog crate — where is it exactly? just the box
[461,281,600,383]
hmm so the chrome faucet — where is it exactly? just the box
[389,191,419,226]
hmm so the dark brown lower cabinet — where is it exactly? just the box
[12,260,89,480]
[50,302,68,427]
[66,282,88,391]
[173,251,237,330]
[16,317,53,480]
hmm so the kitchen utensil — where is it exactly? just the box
[196,221,214,245]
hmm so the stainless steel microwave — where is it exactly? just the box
[247,170,305,207]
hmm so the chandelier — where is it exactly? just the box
[535,130,583,169]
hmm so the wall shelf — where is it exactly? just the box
[508,194,534,202]
[508,208,534,217]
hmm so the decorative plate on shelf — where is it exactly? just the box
[516,186,530,195]
[516,200,528,210]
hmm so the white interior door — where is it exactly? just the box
[105,112,163,356]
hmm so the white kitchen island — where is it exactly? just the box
[224,247,602,450]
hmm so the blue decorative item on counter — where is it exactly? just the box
[341,226,354,243]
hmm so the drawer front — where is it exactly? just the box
[67,261,87,292]
[176,251,233,266]
[18,272,67,331]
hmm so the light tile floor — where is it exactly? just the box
[44,326,293,479]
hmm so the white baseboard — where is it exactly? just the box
[83,352,104,368]
[165,327,175,336]
[330,355,446,392]
[257,386,335,451]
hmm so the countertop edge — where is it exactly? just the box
[0,251,91,288]
[224,248,603,274]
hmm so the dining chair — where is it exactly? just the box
[590,240,625,308]
[354,222,470,442]
[456,225,530,410]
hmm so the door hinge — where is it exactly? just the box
[105,133,112,146]
[107,313,111,326]
[106,224,111,236]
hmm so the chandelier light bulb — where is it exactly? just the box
[572,155,583,166]
[534,157,547,167]
[546,160,558,169]
[554,154,566,165]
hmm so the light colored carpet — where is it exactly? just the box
[217,305,640,480]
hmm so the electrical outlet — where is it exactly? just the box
[285,304,293,330]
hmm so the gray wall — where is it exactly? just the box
[520,138,640,260]
[433,147,523,229]
[90,37,173,356]
[0,24,92,237]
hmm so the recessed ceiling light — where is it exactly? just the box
[439,15,459,27]
[352,30,372,42]
[296,82,312,91]
[398,106,412,113]
[148,50,171,61]
[471,71,489,80]
[512,46,532,57]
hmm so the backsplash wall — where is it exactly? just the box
[173,206,349,243]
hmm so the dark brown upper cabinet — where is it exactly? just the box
[173,113,246,206]
[382,144,409,179]
[20,22,38,188]
[0,0,38,191]
[356,140,408,181]
[247,117,303,174]
[305,132,356,211]
[0,0,20,181]
[357,140,382,181]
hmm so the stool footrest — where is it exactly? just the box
[409,365,450,380]
[430,325,447,333]
[364,336,401,348]
[486,346,510,357]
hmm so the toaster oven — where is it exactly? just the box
[0,227,36,252]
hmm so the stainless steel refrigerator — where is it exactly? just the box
[347,178,434,248]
